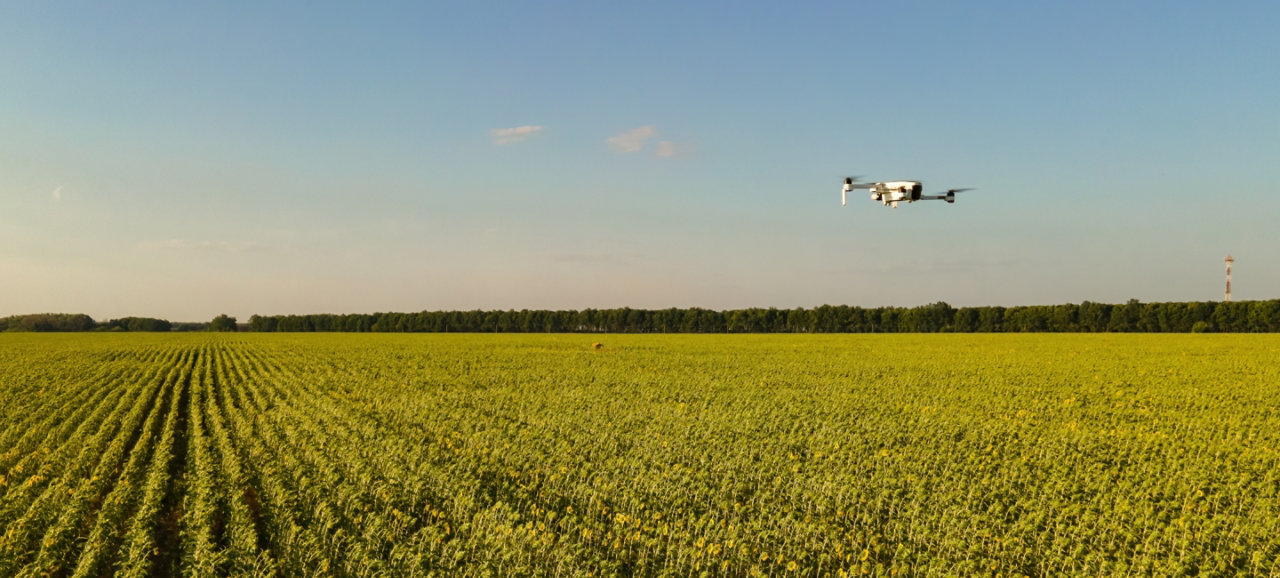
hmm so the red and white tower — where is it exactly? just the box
[1225,255,1234,302]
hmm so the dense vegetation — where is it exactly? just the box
[246,299,1280,333]
[5,299,1280,334]
[2,333,1277,575]
[0,314,174,332]
[0,313,97,332]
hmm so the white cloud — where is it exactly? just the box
[138,239,269,252]
[606,125,656,153]
[50,185,63,202]
[491,125,544,145]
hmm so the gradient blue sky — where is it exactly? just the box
[3,1,1278,321]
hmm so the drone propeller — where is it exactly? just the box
[945,188,974,194]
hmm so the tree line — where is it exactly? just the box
[1,314,176,332]
[246,299,1280,333]
[5,300,1280,333]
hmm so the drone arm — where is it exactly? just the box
[923,188,970,204]
[920,193,956,204]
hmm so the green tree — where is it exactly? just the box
[1078,301,1111,332]
[1108,299,1141,332]
[208,314,238,332]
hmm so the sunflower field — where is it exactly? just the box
[1,333,1278,576]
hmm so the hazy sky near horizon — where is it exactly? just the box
[3,1,1278,321]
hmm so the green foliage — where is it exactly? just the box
[1,333,1279,575]
[0,314,176,332]
[0,313,95,332]
[99,317,173,332]
[6,301,1280,334]
[243,300,1280,333]
[207,314,237,332]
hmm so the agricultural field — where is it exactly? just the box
[1,333,1279,576]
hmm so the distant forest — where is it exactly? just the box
[243,300,1279,333]
[0,314,189,333]
[6,300,1280,333]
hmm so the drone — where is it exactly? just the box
[842,177,973,208]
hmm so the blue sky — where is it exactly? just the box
[3,1,1278,321]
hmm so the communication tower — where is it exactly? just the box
[1225,255,1234,302]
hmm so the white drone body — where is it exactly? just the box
[842,177,972,208]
